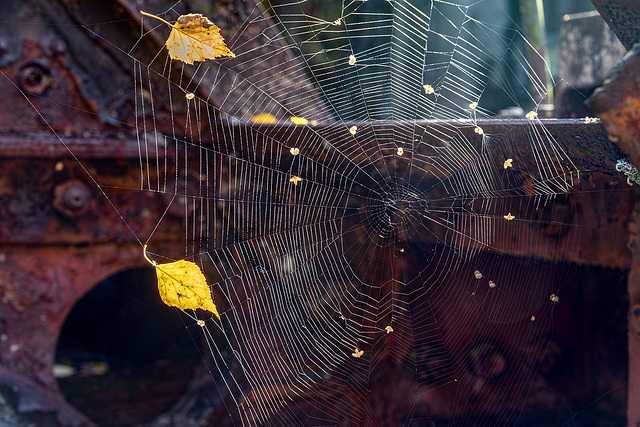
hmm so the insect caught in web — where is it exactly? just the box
[423,84,435,95]
[474,270,483,279]
[185,92,195,100]
[348,54,356,65]
[504,158,513,169]
[197,320,205,327]
[526,111,538,120]
[504,213,515,220]
[397,147,404,156]
[489,281,496,288]
[349,126,358,135]
[352,348,364,358]
[474,126,483,135]
[290,176,302,185]
[385,326,394,334]
[550,294,560,302]
[290,147,300,155]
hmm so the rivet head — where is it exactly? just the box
[53,180,91,218]
[18,63,52,96]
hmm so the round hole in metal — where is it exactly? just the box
[55,267,203,427]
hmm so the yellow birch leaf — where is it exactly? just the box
[141,11,235,65]
[143,245,220,319]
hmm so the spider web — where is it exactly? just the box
[118,0,617,425]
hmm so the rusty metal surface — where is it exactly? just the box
[0,245,139,427]
[0,122,634,426]
[0,154,198,425]
[137,263,628,427]
[0,157,193,246]
[588,44,640,169]
[591,0,640,50]
[0,118,633,267]
[0,135,145,158]
[587,40,640,427]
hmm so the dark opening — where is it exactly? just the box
[55,268,203,426]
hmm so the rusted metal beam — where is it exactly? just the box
[0,134,143,158]
[228,119,632,267]
[588,44,640,168]
[587,42,640,427]
[0,120,632,267]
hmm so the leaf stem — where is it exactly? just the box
[140,10,173,27]
[143,245,157,265]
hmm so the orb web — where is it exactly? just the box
[119,0,618,425]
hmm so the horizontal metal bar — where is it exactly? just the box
[0,120,622,172]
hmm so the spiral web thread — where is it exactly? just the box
[131,0,590,425]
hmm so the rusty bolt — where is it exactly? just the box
[53,180,91,218]
[18,63,51,96]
